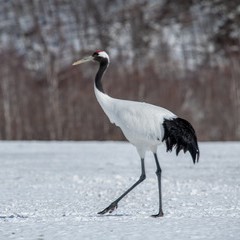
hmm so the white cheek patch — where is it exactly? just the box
[98,51,110,62]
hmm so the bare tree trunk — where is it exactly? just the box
[1,64,12,139]
[230,57,240,138]
[46,55,62,139]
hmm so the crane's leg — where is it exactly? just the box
[98,158,146,215]
[152,153,164,217]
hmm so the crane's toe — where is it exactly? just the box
[151,212,164,218]
[98,202,118,215]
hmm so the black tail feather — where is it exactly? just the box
[162,117,200,163]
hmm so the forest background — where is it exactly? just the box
[0,0,239,141]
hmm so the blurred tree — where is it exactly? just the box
[0,0,239,140]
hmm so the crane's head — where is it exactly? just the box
[72,50,109,66]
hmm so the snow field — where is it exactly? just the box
[0,141,240,239]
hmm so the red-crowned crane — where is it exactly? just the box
[73,50,200,217]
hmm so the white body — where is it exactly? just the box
[94,85,176,158]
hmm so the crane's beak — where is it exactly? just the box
[72,56,93,66]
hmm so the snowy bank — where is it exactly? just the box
[0,141,239,239]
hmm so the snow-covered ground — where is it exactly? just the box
[0,141,239,239]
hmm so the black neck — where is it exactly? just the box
[95,59,108,93]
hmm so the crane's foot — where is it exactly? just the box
[98,202,118,215]
[151,211,164,218]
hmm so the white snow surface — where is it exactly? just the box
[0,141,240,240]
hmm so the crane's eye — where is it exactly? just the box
[93,50,104,57]
[92,52,99,57]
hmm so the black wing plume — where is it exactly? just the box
[162,117,200,163]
